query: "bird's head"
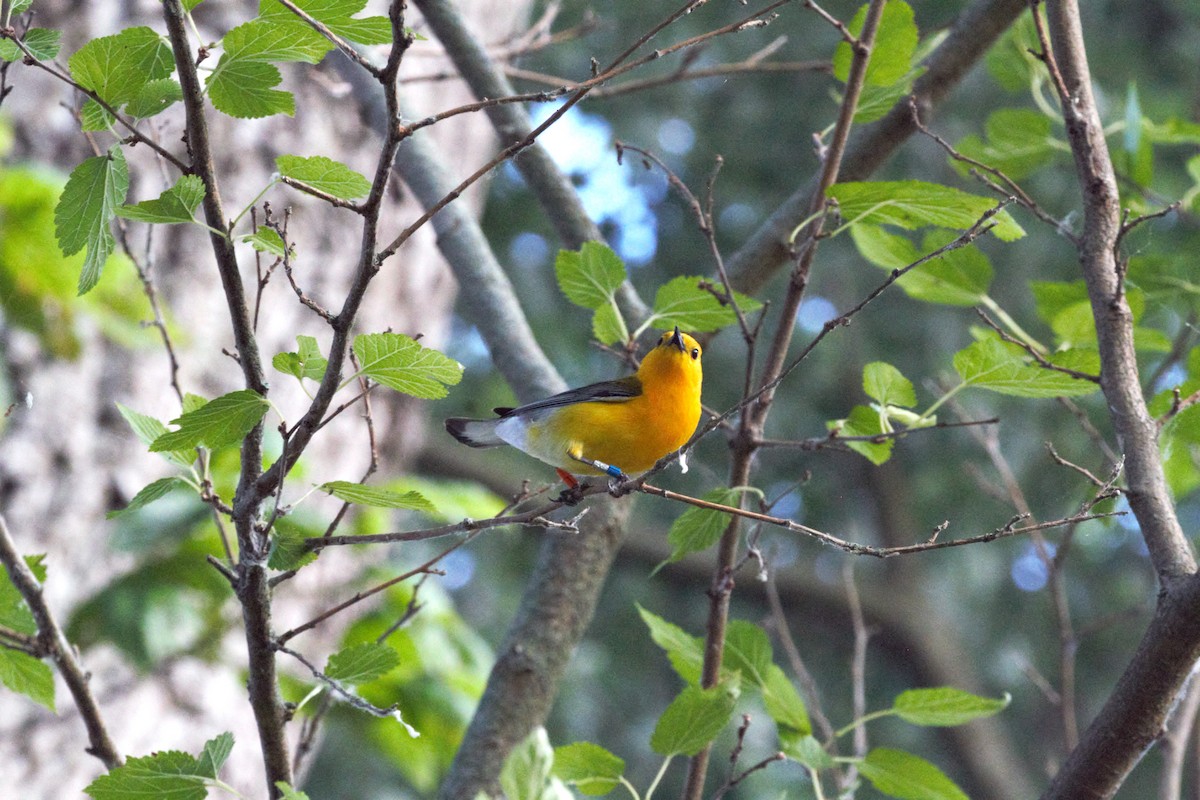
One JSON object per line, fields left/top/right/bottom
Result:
{"left": 639, "top": 326, "right": 703, "bottom": 389}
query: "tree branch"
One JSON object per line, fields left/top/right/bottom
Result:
{"left": 0, "top": 513, "right": 122, "bottom": 770}
{"left": 1034, "top": 0, "right": 1200, "bottom": 796}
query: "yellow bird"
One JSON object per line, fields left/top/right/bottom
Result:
{"left": 445, "top": 327, "right": 703, "bottom": 488}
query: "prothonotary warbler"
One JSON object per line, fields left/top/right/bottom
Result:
{"left": 445, "top": 327, "right": 703, "bottom": 490}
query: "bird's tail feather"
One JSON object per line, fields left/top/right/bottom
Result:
{"left": 445, "top": 417, "right": 504, "bottom": 448}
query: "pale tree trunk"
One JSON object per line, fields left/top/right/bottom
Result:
{"left": 0, "top": 1, "right": 530, "bottom": 796}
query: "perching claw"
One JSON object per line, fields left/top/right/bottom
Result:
{"left": 555, "top": 468, "right": 588, "bottom": 506}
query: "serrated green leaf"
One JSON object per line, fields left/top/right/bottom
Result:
{"left": 125, "top": 77, "right": 184, "bottom": 118}
{"left": 149, "top": 389, "right": 270, "bottom": 452}
{"left": 273, "top": 334, "right": 327, "bottom": 381}
{"left": 85, "top": 750, "right": 206, "bottom": 800}
{"left": 500, "top": 726, "right": 558, "bottom": 800}
{"left": 859, "top": 748, "right": 968, "bottom": 800}
{"left": 650, "top": 681, "right": 739, "bottom": 757}
{"left": 591, "top": 302, "right": 628, "bottom": 345}
{"left": 555, "top": 242, "right": 627, "bottom": 309}
{"left": 116, "top": 175, "right": 206, "bottom": 224}
{"left": 893, "top": 687, "right": 1010, "bottom": 727}
{"left": 953, "top": 338, "right": 1098, "bottom": 398}
{"left": 78, "top": 99, "right": 115, "bottom": 132}
{"left": 649, "top": 275, "right": 762, "bottom": 333}
{"left": 830, "top": 404, "right": 893, "bottom": 465}
{"left": 985, "top": 12, "right": 1039, "bottom": 93}
{"left": 68, "top": 26, "right": 174, "bottom": 107}
{"left": 863, "top": 362, "right": 916, "bottom": 407}
{"left": 224, "top": 18, "right": 330, "bottom": 64}
{"left": 655, "top": 487, "right": 741, "bottom": 571}
{"left": 258, "top": 0, "right": 393, "bottom": 45}
{"left": 763, "top": 664, "right": 811, "bottom": 733}
{"left": 830, "top": 180, "right": 1024, "bottom": 242}
{"left": 781, "top": 731, "right": 835, "bottom": 770}
{"left": 318, "top": 480, "right": 435, "bottom": 512}
{"left": 0, "top": 576, "right": 36, "bottom": 637}
{"left": 208, "top": 58, "right": 294, "bottom": 118}
{"left": 325, "top": 641, "right": 400, "bottom": 685}
{"left": 852, "top": 67, "right": 922, "bottom": 123}
{"left": 724, "top": 621, "right": 773, "bottom": 682}
{"left": 850, "top": 223, "right": 996, "bottom": 308}
{"left": 953, "top": 109, "right": 1056, "bottom": 180}
{"left": 182, "top": 393, "right": 208, "bottom": 414}
{"left": 55, "top": 144, "right": 129, "bottom": 294}
{"left": 277, "top": 154, "right": 371, "bottom": 200}
{"left": 267, "top": 519, "right": 318, "bottom": 571}
{"left": 638, "top": 605, "right": 704, "bottom": 685}
{"left": 275, "top": 783, "right": 312, "bottom": 800}
{"left": 196, "top": 732, "right": 234, "bottom": 778}
{"left": 117, "top": 404, "right": 197, "bottom": 468}
{"left": 0, "top": 27, "right": 61, "bottom": 61}
{"left": 107, "top": 476, "right": 192, "bottom": 519}
{"left": 833, "top": 1, "right": 918, "bottom": 87}
{"left": 0, "top": 648, "right": 55, "bottom": 711}
{"left": 352, "top": 332, "right": 463, "bottom": 399}
{"left": 552, "top": 742, "right": 625, "bottom": 796}
{"left": 243, "top": 227, "right": 288, "bottom": 256}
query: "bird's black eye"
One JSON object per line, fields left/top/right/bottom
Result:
{"left": 691, "top": 348, "right": 700, "bottom": 360}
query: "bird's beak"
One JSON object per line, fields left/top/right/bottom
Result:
{"left": 669, "top": 326, "right": 686, "bottom": 352}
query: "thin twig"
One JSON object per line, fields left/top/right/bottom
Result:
{"left": 0, "top": 513, "right": 123, "bottom": 769}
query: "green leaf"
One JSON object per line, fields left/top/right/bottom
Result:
{"left": 125, "top": 77, "right": 184, "bottom": 118}
{"left": 0, "top": 648, "right": 55, "bottom": 711}
{"left": 590, "top": 302, "right": 628, "bottom": 345}
{"left": 318, "top": 480, "right": 435, "bottom": 512}
{"left": 55, "top": 144, "right": 129, "bottom": 294}
{"left": 258, "top": 0, "right": 393, "bottom": 45}
{"left": 638, "top": 605, "right": 704, "bottom": 685}
{"left": 829, "top": 180, "right": 1025, "bottom": 242}
{"left": 273, "top": 335, "right": 327, "bottom": 381}
{"left": 829, "top": 404, "right": 893, "bottom": 465}
{"left": 116, "top": 403, "right": 196, "bottom": 468}
{"left": 208, "top": 59, "right": 295, "bottom": 118}
{"left": 243, "top": 227, "right": 288, "bottom": 256}
{"left": 68, "top": 26, "right": 174, "bottom": 107}
{"left": 863, "top": 362, "right": 916, "bottom": 408}
{"left": 649, "top": 275, "right": 763, "bottom": 333}
{"left": 555, "top": 242, "right": 627, "bottom": 309}
{"left": 953, "top": 109, "right": 1057, "bottom": 180}
{"left": 552, "top": 742, "right": 626, "bottom": 796}
{"left": 0, "top": 27, "right": 61, "bottom": 61}
{"left": 985, "top": 12, "right": 1040, "bottom": 93}
{"left": 500, "top": 727, "right": 560, "bottom": 800}
{"left": 851, "top": 67, "right": 923, "bottom": 124}
{"left": 267, "top": 519, "right": 319, "bottom": 571}
{"left": 851, "top": 224, "right": 997, "bottom": 308}
{"left": 196, "top": 732, "right": 235, "bottom": 778}
{"left": 85, "top": 750, "right": 207, "bottom": 800}
{"left": 276, "top": 783, "right": 312, "bottom": 800}
{"left": 762, "top": 664, "right": 811, "bottom": 733}
{"left": 116, "top": 175, "right": 206, "bottom": 224}
{"left": 650, "top": 681, "right": 739, "bottom": 757}
{"left": 721, "top": 622, "right": 812, "bottom": 734}
{"left": 833, "top": 1, "right": 918, "bottom": 87}
{"left": 0, "top": 555, "right": 44, "bottom": 637}
{"left": 656, "top": 487, "right": 741, "bottom": 571}
{"left": 277, "top": 154, "right": 372, "bottom": 200}
{"left": 859, "top": 748, "right": 968, "bottom": 800}
{"left": 107, "top": 476, "right": 192, "bottom": 519}
{"left": 781, "top": 731, "right": 835, "bottom": 770}
{"left": 149, "top": 389, "right": 270, "bottom": 452}
{"left": 352, "top": 332, "right": 464, "bottom": 399}
{"left": 325, "top": 641, "right": 401, "bottom": 685}
{"left": 953, "top": 338, "right": 1098, "bottom": 398}
{"left": 893, "top": 687, "right": 1010, "bottom": 727}
{"left": 723, "top": 621, "right": 773, "bottom": 683}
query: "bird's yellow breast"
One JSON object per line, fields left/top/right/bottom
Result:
{"left": 539, "top": 335, "right": 702, "bottom": 475}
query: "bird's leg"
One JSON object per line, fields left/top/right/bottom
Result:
{"left": 567, "top": 452, "right": 630, "bottom": 497}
